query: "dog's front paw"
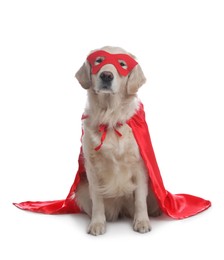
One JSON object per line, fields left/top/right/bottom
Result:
{"left": 88, "top": 221, "right": 106, "bottom": 236}
{"left": 133, "top": 218, "right": 151, "bottom": 233}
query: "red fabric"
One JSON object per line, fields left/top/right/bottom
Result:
{"left": 13, "top": 103, "right": 211, "bottom": 218}
{"left": 127, "top": 104, "right": 211, "bottom": 218}
{"left": 87, "top": 50, "right": 138, "bottom": 76}
{"left": 95, "top": 123, "right": 123, "bottom": 151}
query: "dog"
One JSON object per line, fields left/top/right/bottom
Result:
{"left": 75, "top": 46, "right": 161, "bottom": 236}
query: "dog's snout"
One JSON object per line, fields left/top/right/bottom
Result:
{"left": 100, "top": 71, "right": 114, "bottom": 82}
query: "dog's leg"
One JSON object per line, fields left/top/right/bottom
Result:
{"left": 133, "top": 169, "right": 151, "bottom": 233}
{"left": 87, "top": 185, "right": 106, "bottom": 236}
{"left": 147, "top": 185, "right": 162, "bottom": 217}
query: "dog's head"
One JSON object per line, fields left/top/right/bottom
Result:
{"left": 75, "top": 46, "right": 146, "bottom": 95}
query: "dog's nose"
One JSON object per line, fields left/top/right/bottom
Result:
{"left": 100, "top": 71, "right": 114, "bottom": 82}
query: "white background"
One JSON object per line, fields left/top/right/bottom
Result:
{"left": 0, "top": 0, "right": 224, "bottom": 259}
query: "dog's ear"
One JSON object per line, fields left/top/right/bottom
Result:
{"left": 126, "top": 64, "right": 146, "bottom": 95}
{"left": 75, "top": 61, "right": 92, "bottom": 89}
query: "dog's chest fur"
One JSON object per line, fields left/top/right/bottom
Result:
{"left": 83, "top": 123, "right": 143, "bottom": 198}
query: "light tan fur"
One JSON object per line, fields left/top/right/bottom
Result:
{"left": 75, "top": 46, "right": 161, "bottom": 236}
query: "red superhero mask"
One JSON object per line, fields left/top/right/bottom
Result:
{"left": 87, "top": 50, "right": 138, "bottom": 76}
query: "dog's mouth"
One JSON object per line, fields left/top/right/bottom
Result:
{"left": 94, "top": 82, "right": 115, "bottom": 94}
{"left": 101, "top": 84, "right": 112, "bottom": 90}
{"left": 95, "top": 87, "right": 115, "bottom": 94}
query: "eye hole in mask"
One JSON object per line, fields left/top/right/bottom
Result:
{"left": 118, "top": 60, "right": 127, "bottom": 69}
{"left": 95, "top": 57, "right": 104, "bottom": 65}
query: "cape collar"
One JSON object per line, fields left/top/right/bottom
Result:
{"left": 81, "top": 114, "right": 123, "bottom": 151}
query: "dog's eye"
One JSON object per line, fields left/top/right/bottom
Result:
{"left": 119, "top": 60, "right": 127, "bottom": 68}
{"left": 95, "top": 57, "right": 104, "bottom": 64}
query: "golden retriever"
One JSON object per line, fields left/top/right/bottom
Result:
{"left": 75, "top": 46, "right": 161, "bottom": 235}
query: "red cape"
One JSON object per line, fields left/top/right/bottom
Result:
{"left": 14, "top": 103, "right": 211, "bottom": 218}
